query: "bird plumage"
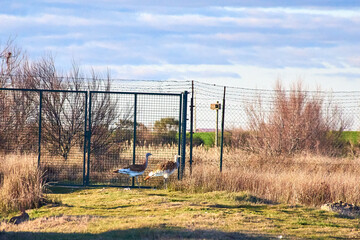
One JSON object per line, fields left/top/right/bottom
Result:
{"left": 145, "top": 155, "right": 180, "bottom": 188}
{"left": 113, "top": 153, "right": 152, "bottom": 185}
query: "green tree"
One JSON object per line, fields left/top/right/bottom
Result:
{"left": 153, "top": 117, "right": 179, "bottom": 144}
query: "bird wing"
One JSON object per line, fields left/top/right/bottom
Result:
{"left": 128, "top": 164, "right": 146, "bottom": 172}
{"left": 159, "top": 161, "right": 178, "bottom": 171}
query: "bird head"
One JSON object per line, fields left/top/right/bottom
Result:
{"left": 174, "top": 155, "right": 181, "bottom": 162}
{"left": 146, "top": 153, "right": 152, "bottom": 158}
{"left": 113, "top": 170, "right": 119, "bottom": 173}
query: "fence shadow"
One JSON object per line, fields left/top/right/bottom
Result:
{"left": 0, "top": 227, "right": 276, "bottom": 240}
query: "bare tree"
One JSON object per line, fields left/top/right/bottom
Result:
{"left": 0, "top": 38, "right": 24, "bottom": 88}
{"left": 0, "top": 40, "right": 38, "bottom": 153}
{"left": 88, "top": 70, "right": 119, "bottom": 158}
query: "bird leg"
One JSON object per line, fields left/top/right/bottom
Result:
{"left": 164, "top": 178, "right": 168, "bottom": 189}
{"left": 136, "top": 177, "right": 140, "bottom": 188}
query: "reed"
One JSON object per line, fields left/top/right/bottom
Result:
{"left": 0, "top": 154, "right": 46, "bottom": 213}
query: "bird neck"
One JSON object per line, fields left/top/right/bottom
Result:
{"left": 175, "top": 156, "right": 180, "bottom": 167}
{"left": 144, "top": 155, "right": 149, "bottom": 167}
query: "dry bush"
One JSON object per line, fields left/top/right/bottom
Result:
{"left": 171, "top": 147, "right": 360, "bottom": 206}
{"left": 0, "top": 154, "right": 46, "bottom": 213}
{"left": 245, "top": 81, "right": 349, "bottom": 156}
{"left": 226, "top": 128, "right": 250, "bottom": 148}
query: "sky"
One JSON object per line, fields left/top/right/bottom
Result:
{"left": 1, "top": 0, "right": 360, "bottom": 91}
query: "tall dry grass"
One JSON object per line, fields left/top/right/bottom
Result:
{"left": 171, "top": 146, "right": 360, "bottom": 206}
{"left": 0, "top": 154, "right": 46, "bottom": 213}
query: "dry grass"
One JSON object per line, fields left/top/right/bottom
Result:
{"left": 0, "top": 154, "right": 46, "bottom": 213}
{"left": 2, "top": 188, "right": 360, "bottom": 239}
{"left": 2, "top": 144, "right": 360, "bottom": 209}
{"left": 172, "top": 146, "right": 360, "bottom": 206}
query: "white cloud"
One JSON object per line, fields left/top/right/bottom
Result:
{"left": 137, "top": 12, "right": 282, "bottom": 28}
{"left": 82, "top": 63, "right": 360, "bottom": 91}
{"left": 220, "top": 6, "right": 360, "bottom": 18}
{"left": 0, "top": 13, "right": 123, "bottom": 30}
{"left": 2, "top": 1, "right": 360, "bottom": 93}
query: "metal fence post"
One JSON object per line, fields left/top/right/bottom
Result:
{"left": 132, "top": 93, "right": 138, "bottom": 187}
{"left": 86, "top": 92, "right": 92, "bottom": 186}
{"left": 82, "top": 91, "right": 88, "bottom": 186}
{"left": 181, "top": 91, "right": 188, "bottom": 179}
{"left": 178, "top": 94, "right": 182, "bottom": 180}
{"left": 189, "top": 81, "right": 194, "bottom": 175}
{"left": 37, "top": 90, "right": 43, "bottom": 168}
{"left": 220, "top": 87, "right": 226, "bottom": 172}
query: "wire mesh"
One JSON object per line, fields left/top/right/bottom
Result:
{"left": 2, "top": 77, "right": 360, "bottom": 185}
{"left": 0, "top": 89, "right": 39, "bottom": 155}
{"left": 40, "top": 90, "right": 87, "bottom": 185}
{"left": 192, "top": 81, "right": 360, "bottom": 165}
{"left": 89, "top": 92, "right": 182, "bottom": 187}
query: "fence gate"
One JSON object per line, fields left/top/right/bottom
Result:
{"left": 39, "top": 90, "right": 88, "bottom": 186}
{"left": 86, "top": 91, "right": 187, "bottom": 187}
{"left": 0, "top": 88, "right": 88, "bottom": 186}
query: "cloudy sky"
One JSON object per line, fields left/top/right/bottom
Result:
{"left": 1, "top": 0, "right": 360, "bottom": 91}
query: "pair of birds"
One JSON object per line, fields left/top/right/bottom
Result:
{"left": 113, "top": 153, "right": 180, "bottom": 188}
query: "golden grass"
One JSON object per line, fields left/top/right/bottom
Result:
{"left": 172, "top": 147, "right": 360, "bottom": 206}
{"left": 2, "top": 144, "right": 360, "bottom": 209}
{"left": 0, "top": 154, "right": 46, "bottom": 213}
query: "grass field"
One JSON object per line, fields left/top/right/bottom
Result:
{"left": 1, "top": 187, "right": 360, "bottom": 239}
{"left": 2, "top": 143, "right": 360, "bottom": 239}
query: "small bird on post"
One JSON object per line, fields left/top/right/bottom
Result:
{"left": 6, "top": 52, "right": 12, "bottom": 65}
{"left": 145, "top": 154, "right": 180, "bottom": 189}
{"left": 113, "top": 153, "right": 152, "bottom": 187}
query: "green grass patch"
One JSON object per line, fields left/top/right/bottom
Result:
{"left": 1, "top": 188, "right": 360, "bottom": 239}
{"left": 186, "top": 132, "right": 216, "bottom": 147}
{"left": 341, "top": 131, "right": 360, "bottom": 145}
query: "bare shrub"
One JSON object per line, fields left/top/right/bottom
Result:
{"left": 0, "top": 154, "right": 46, "bottom": 213}
{"left": 245, "top": 81, "right": 349, "bottom": 156}
{"left": 226, "top": 128, "right": 250, "bottom": 148}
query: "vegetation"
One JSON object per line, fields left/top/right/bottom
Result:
{"left": 153, "top": 117, "right": 179, "bottom": 144}
{"left": 0, "top": 154, "right": 45, "bottom": 213}
{"left": 184, "top": 146, "right": 360, "bottom": 206}
{"left": 245, "top": 81, "right": 348, "bottom": 156}
{"left": 2, "top": 39, "right": 360, "bottom": 239}
{"left": 1, "top": 188, "right": 360, "bottom": 239}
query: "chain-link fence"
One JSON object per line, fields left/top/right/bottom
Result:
{"left": 2, "top": 78, "right": 360, "bottom": 185}
{"left": 87, "top": 91, "right": 184, "bottom": 187}
{"left": 0, "top": 87, "right": 188, "bottom": 187}
{"left": 110, "top": 79, "right": 360, "bottom": 172}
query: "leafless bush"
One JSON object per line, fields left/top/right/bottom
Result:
{"left": 245, "top": 81, "right": 349, "bottom": 156}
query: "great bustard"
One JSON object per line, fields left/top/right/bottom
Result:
{"left": 113, "top": 153, "right": 152, "bottom": 187}
{"left": 144, "top": 154, "right": 180, "bottom": 188}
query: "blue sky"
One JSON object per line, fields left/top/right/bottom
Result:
{"left": 1, "top": 0, "right": 360, "bottom": 90}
